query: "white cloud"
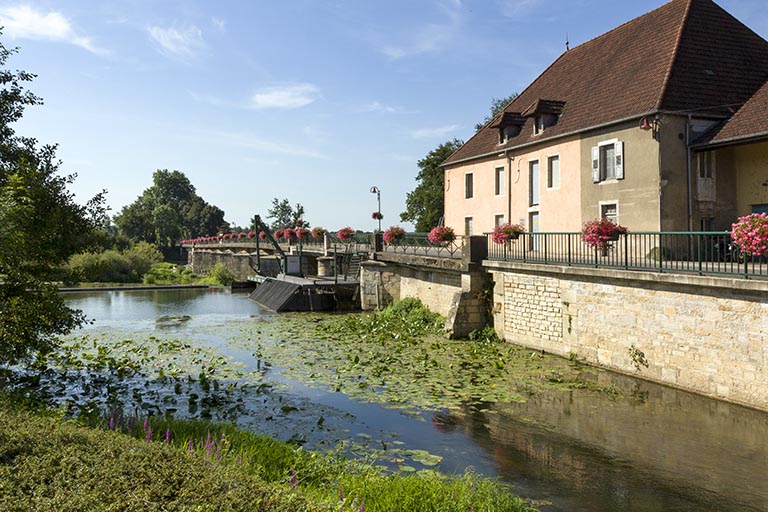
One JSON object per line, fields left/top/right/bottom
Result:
{"left": 147, "top": 24, "right": 205, "bottom": 61}
{"left": 379, "top": 0, "right": 462, "bottom": 59}
{"left": 0, "top": 4, "right": 106, "bottom": 54}
{"left": 211, "top": 17, "right": 226, "bottom": 31}
{"left": 249, "top": 84, "right": 320, "bottom": 109}
{"left": 358, "top": 101, "right": 417, "bottom": 114}
{"left": 411, "top": 124, "right": 459, "bottom": 139}
{"left": 497, "top": 0, "right": 544, "bottom": 18}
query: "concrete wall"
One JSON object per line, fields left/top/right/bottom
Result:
{"left": 732, "top": 140, "right": 768, "bottom": 216}
{"left": 486, "top": 260, "right": 768, "bottom": 411}
{"left": 580, "top": 120, "right": 661, "bottom": 231}
{"left": 189, "top": 248, "right": 258, "bottom": 281}
{"left": 360, "top": 253, "right": 490, "bottom": 338}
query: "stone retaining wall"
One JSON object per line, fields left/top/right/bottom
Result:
{"left": 486, "top": 261, "right": 768, "bottom": 411}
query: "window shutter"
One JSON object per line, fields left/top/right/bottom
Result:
{"left": 615, "top": 141, "right": 624, "bottom": 180}
{"left": 591, "top": 146, "right": 600, "bottom": 182}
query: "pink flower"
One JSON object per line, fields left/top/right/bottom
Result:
{"left": 282, "top": 228, "right": 296, "bottom": 240}
{"left": 383, "top": 226, "right": 406, "bottom": 245}
{"left": 311, "top": 227, "right": 327, "bottom": 240}
{"left": 428, "top": 226, "right": 456, "bottom": 244}
{"left": 491, "top": 223, "right": 526, "bottom": 244}
{"left": 337, "top": 227, "right": 355, "bottom": 242}
{"left": 581, "top": 217, "right": 628, "bottom": 249}
{"left": 296, "top": 227, "right": 310, "bottom": 239}
{"left": 372, "top": 211, "right": 383, "bottom": 220}
{"left": 732, "top": 213, "right": 768, "bottom": 256}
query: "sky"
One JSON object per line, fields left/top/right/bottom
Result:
{"left": 2, "top": 0, "right": 768, "bottom": 232}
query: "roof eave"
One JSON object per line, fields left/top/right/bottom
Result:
{"left": 691, "top": 131, "right": 768, "bottom": 151}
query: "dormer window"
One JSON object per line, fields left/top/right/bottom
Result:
{"left": 522, "top": 99, "right": 565, "bottom": 136}
{"left": 492, "top": 111, "right": 525, "bottom": 145}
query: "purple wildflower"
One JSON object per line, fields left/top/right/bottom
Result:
{"left": 145, "top": 425, "right": 152, "bottom": 442}
{"left": 188, "top": 439, "right": 194, "bottom": 453}
{"left": 109, "top": 416, "right": 115, "bottom": 430}
{"left": 165, "top": 427, "right": 171, "bottom": 443}
{"left": 360, "top": 500, "right": 364, "bottom": 512}
{"left": 291, "top": 469, "right": 298, "bottom": 490}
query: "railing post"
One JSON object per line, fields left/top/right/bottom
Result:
{"left": 624, "top": 234, "right": 629, "bottom": 270}
{"left": 697, "top": 233, "right": 702, "bottom": 275}
{"left": 543, "top": 233, "right": 548, "bottom": 263}
{"left": 567, "top": 234, "right": 572, "bottom": 266}
{"left": 658, "top": 234, "right": 663, "bottom": 273}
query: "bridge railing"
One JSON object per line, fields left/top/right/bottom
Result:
{"left": 485, "top": 231, "right": 767, "bottom": 279}
{"left": 380, "top": 232, "right": 464, "bottom": 259}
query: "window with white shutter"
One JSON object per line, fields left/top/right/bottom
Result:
{"left": 593, "top": 139, "right": 624, "bottom": 183}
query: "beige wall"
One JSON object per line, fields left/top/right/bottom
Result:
{"left": 731, "top": 139, "right": 768, "bottom": 216}
{"left": 487, "top": 261, "right": 768, "bottom": 411}
{"left": 580, "top": 120, "right": 662, "bottom": 231}
{"left": 444, "top": 136, "right": 582, "bottom": 235}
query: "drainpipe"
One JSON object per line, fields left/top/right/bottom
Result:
{"left": 686, "top": 114, "right": 693, "bottom": 231}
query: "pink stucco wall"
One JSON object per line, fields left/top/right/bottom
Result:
{"left": 444, "top": 136, "right": 582, "bottom": 235}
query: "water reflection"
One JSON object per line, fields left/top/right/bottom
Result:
{"left": 55, "top": 289, "right": 768, "bottom": 512}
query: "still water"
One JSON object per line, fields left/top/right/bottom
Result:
{"left": 56, "top": 288, "right": 767, "bottom": 512}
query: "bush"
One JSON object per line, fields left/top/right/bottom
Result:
{"left": 142, "top": 262, "right": 198, "bottom": 285}
{"left": 68, "top": 242, "right": 164, "bottom": 283}
{"left": 207, "top": 262, "right": 236, "bottom": 286}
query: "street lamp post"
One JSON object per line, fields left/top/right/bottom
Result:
{"left": 370, "top": 186, "right": 381, "bottom": 232}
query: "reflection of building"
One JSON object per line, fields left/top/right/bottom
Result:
{"left": 443, "top": 0, "right": 768, "bottom": 236}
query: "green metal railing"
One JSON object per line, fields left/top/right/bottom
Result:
{"left": 486, "top": 231, "right": 767, "bottom": 279}
{"left": 380, "top": 232, "right": 464, "bottom": 259}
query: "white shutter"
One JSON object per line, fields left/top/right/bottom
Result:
{"left": 591, "top": 146, "right": 600, "bottom": 182}
{"left": 614, "top": 141, "right": 624, "bottom": 179}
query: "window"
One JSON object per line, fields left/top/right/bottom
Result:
{"left": 465, "top": 172, "right": 474, "bottom": 199}
{"left": 529, "top": 160, "right": 540, "bottom": 206}
{"left": 698, "top": 152, "right": 715, "bottom": 179}
{"left": 495, "top": 166, "right": 504, "bottom": 196}
{"left": 494, "top": 214, "right": 505, "bottom": 226}
{"left": 533, "top": 116, "right": 544, "bottom": 135}
{"left": 700, "top": 217, "right": 715, "bottom": 231}
{"left": 600, "top": 202, "right": 618, "bottom": 224}
{"left": 592, "top": 139, "right": 624, "bottom": 182}
{"left": 547, "top": 155, "right": 560, "bottom": 189}
{"left": 464, "top": 217, "right": 473, "bottom": 236}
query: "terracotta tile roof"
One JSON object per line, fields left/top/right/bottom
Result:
{"left": 696, "top": 81, "right": 768, "bottom": 146}
{"left": 444, "top": 0, "right": 768, "bottom": 166}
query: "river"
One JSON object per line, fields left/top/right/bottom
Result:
{"left": 25, "top": 288, "right": 768, "bottom": 511}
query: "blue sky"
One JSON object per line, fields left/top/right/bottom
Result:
{"left": 2, "top": 0, "right": 767, "bottom": 232}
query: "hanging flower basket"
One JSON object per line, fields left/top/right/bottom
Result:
{"left": 273, "top": 229, "right": 284, "bottom": 240}
{"left": 282, "top": 228, "right": 296, "bottom": 241}
{"left": 731, "top": 213, "right": 768, "bottom": 257}
{"left": 372, "top": 211, "right": 383, "bottom": 220}
{"left": 383, "top": 226, "right": 406, "bottom": 245}
{"left": 258, "top": 231, "right": 267, "bottom": 240}
{"left": 337, "top": 227, "right": 355, "bottom": 242}
{"left": 428, "top": 226, "right": 456, "bottom": 245}
{"left": 311, "top": 227, "right": 327, "bottom": 240}
{"left": 491, "top": 223, "right": 526, "bottom": 244}
{"left": 296, "top": 227, "right": 310, "bottom": 240}
{"left": 581, "top": 218, "right": 628, "bottom": 250}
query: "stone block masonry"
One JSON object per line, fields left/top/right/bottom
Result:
{"left": 486, "top": 260, "right": 768, "bottom": 411}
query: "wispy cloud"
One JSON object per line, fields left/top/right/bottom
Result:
{"left": 379, "top": 0, "right": 463, "bottom": 59}
{"left": 0, "top": 4, "right": 106, "bottom": 54}
{"left": 497, "top": 0, "right": 545, "bottom": 18}
{"left": 147, "top": 24, "right": 205, "bottom": 61}
{"left": 411, "top": 124, "right": 459, "bottom": 139}
{"left": 211, "top": 17, "right": 225, "bottom": 31}
{"left": 358, "top": 101, "right": 417, "bottom": 114}
{"left": 249, "top": 83, "right": 320, "bottom": 109}
{"left": 205, "top": 129, "right": 329, "bottom": 160}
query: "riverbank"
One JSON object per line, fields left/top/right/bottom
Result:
{"left": 59, "top": 283, "right": 211, "bottom": 292}
{"left": 0, "top": 401, "right": 538, "bottom": 512}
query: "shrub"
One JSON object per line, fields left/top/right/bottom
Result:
{"left": 731, "top": 212, "right": 768, "bottom": 256}
{"left": 208, "top": 262, "right": 236, "bottom": 286}
{"left": 428, "top": 226, "right": 456, "bottom": 244}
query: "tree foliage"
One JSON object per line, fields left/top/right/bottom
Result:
{"left": 0, "top": 34, "right": 106, "bottom": 365}
{"left": 265, "top": 197, "right": 306, "bottom": 230}
{"left": 114, "top": 170, "right": 226, "bottom": 246}
{"left": 399, "top": 139, "right": 464, "bottom": 232}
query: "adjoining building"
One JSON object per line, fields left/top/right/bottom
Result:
{"left": 442, "top": 0, "right": 768, "bottom": 236}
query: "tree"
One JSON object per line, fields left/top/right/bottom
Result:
{"left": 0, "top": 34, "right": 106, "bottom": 365}
{"left": 474, "top": 94, "right": 519, "bottom": 131}
{"left": 265, "top": 198, "right": 307, "bottom": 230}
{"left": 400, "top": 139, "right": 464, "bottom": 232}
{"left": 114, "top": 169, "right": 226, "bottom": 245}
{"left": 400, "top": 94, "right": 519, "bottom": 231}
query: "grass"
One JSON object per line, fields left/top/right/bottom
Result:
{"left": 0, "top": 399, "right": 539, "bottom": 512}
